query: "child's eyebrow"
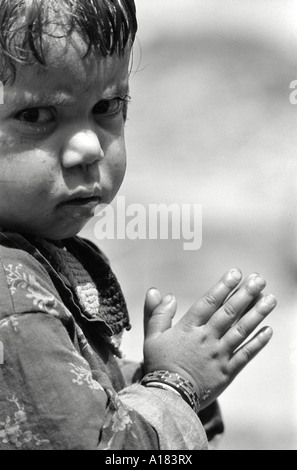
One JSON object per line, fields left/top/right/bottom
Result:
{"left": 103, "top": 83, "right": 130, "bottom": 99}
{"left": 4, "top": 92, "right": 76, "bottom": 110}
{"left": 5, "top": 84, "right": 130, "bottom": 111}
{"left": 117, "top": 83, "right": 130, "bottom": 96}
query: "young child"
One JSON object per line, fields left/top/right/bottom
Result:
{"left": 0, "top": 0, "right": 277, "bottom": 450}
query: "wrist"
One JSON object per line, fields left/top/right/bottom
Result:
{"left": 141, "top": 370, "right": 201, "bottom": 414}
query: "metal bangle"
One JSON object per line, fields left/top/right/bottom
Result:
{"left": 141, "top": 370, "right": 200, "bottom": 414}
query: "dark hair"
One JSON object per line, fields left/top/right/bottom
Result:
{"left": 0, "top": 0, "right": 138, "bottom": 83}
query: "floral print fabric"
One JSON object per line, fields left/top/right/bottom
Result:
{"left": 0, "top": 234, "right": 209, "bottom": 450}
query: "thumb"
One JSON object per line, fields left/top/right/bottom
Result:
{"left": 144, "top": 290, "right": 177, "bottom": 339}
{"left": 144, "top": 288, "right": 162, "bottom": 336}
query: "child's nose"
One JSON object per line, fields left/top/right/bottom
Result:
{"left": 61, "top": 130, "right": 104, "bottom": 169}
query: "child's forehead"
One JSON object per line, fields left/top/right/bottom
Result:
{"left": 8, "top": 37, "right": 131, "bottom": 101}
{"left": 35, "top": 32, "right": 129, "bottom": 81}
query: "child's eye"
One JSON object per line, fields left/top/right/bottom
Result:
{"left": 14, "top": 107, "right": 55, "bottom": 124}
{"left": 93, "top": 96, "right": 130, "bottom": 120}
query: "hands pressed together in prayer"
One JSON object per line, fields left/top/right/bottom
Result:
{"left": 143, "top": 269, "right": 277, "bottom": 411}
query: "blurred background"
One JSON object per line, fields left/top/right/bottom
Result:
{"left": 82, "top": 0, "right": 297, "bottom": 450}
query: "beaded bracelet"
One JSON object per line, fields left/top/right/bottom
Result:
{"left": 141, "top": 370, "right": 200, "bottom": 414}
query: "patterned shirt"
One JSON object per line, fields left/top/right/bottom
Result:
{"left": 0, "top": 232, "right": 221, "bottom": 450}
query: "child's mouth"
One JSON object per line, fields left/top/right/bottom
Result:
{"left": 59, "top": 197, "right": 101, "bottom": 219}
{"left": 66, "top": 197, "right": 100, "bottom": 206}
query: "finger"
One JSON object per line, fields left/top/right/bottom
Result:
{"left": 144, "top": 293, "right": 177, "bottom": 339}
{"left": 207, "top": 275, "right": 267, "bottom": 337}
{"left": 184, "top": 268, "right": 242, "bottom": 327}
{"left": 144, "top": 288, "right": 162, "bottom": 336}
{"left": 221, "top": 294, "right": 277, "bottom": 352}
{"left": 228, "top": 326, "right": 273, "bottom": 377}
{"left": 224, "top": 272, "right": 259, "bottom": 302}
{"left": 224, "top": 273, "right": 265, "bottom": 320}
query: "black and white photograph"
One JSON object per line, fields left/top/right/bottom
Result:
{"left": 0, "top": 0, "right": 295, "bottom": 452}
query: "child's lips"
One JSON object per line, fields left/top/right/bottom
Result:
{"left": 65, "top": 196, "right": 101, "bottom": 206}
{"left": 59, "top": 196, "right": 101, "bottom": 219}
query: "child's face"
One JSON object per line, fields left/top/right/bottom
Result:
{"left": 0, "top": 34, "right": 130, "bottom": 240}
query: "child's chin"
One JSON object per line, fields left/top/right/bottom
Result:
{"left": 43, "top": 220, "right": 90, "bottom": 241}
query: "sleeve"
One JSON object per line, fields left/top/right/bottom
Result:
{"left": 119, "top": 385, "right": 208, "bottom": 450}
{"left": 0, "top": 254, "right": 208, "bottom": 450}
{"left": 119, "top": 359, "right": 222, "bottom": 447}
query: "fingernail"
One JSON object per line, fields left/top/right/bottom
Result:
{"left": 263, "top": 294, "right": 277, "bottom": 307}
{"left": 230, "top": 269, "right": 242, "bottom": 281}
{"left": 148, "top": 288, "right": 158, "bottom": 295}
{"left": 259, "top": 327, "right": 273, "bottom": 340}
{"left": 164, "top": 294, "right": 173, "bottom": 304}
{"left": 254, "top": 276, "right": 266, "bottom": 288}
{"left": 250, "top": 273, "right": 260, "bottom": 279}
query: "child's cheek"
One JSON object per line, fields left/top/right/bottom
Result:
{"left": 0, "top": 129, "right": 38, "bottom": 153}
{"left": 0, "top": 129, "right": 19, "bottom": 149}
{"left": 0, "top": 137, "right": 54, "bottom": 195}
